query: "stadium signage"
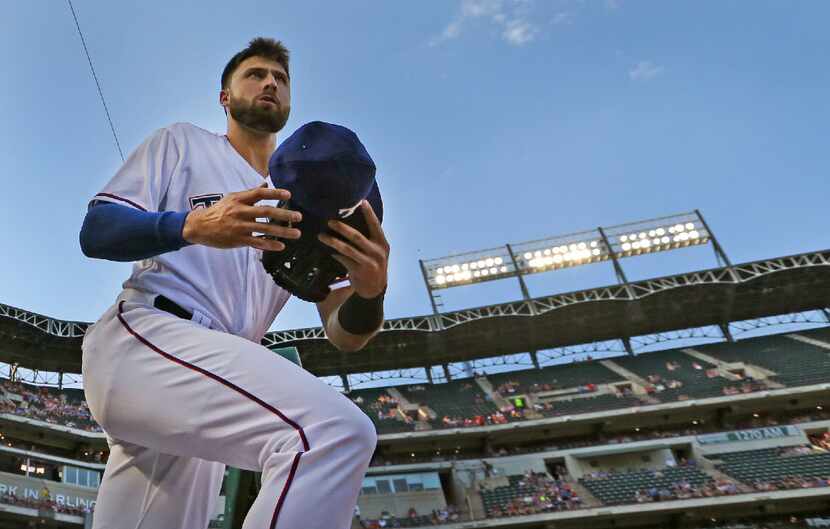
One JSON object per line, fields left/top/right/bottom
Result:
{"left": 697, "top": 425, "right": 800, "bottom": 445}
{"left": 0, "top": 483, "right": 95, "bottom": 509}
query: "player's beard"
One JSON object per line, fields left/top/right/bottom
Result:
{"left": 228, "top": 93, "right": 290, "bottom": 133}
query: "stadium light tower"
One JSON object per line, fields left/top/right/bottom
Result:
{"left": 419, "top": 210, "right": 730, "bottom": 315}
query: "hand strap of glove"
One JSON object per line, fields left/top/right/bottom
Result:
{"left": 337, "top": 286, "right": 386, "bottom": 335}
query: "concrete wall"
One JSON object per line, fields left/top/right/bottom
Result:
{"left": 484, "top": 455, "right": 548, "bottom": 477}
{"left": 695, "top": 426, "right": 808, "bottom": 456}
{"left": 568, "top": 449, "right": 676, "bottom": 479}
{"left": 357, "top": 490, "right": 446, "bottom": 519}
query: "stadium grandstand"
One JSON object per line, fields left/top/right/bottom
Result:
{"left": 1, "top": 244, "right": 830, "bottom": 528}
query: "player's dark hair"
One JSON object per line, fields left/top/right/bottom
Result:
{"left": 221, "top": 37, "right": 290, "bottom": 91}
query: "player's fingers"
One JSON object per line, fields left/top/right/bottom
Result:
{"left": 326, "top": 220, "right": 384, "bottom": 259}
{"left": 242, "top": 205, "right": 303, "bottom": 223}
{"left": 244, "top": 236, "right": 286, "bottom": 252}
{"left": 232, "top": 185, "right": 268, "bottom": 202}
{"left": 238, "top": 221, "right": 301, "bottom": 240}
{"left": 235, "top": 186, "right": 291, "bottom": 204}
{"left": 361, "top": 200, "right": 388, "bottom": 247}
{"left": 331, "top": 253, "right": 359, "bottom": 271}
{"left": 318, "top": 233, "right": 374, "bottom": 266}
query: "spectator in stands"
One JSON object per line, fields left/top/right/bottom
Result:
{"left": 779, "top": 445, "right": 815, "bottom": 456}
{"left": 355, "top": 393, "right": 401, "bottom": 423}
{"left": 485, "top": 471, "right": 581, "bottom": 518}
{"left": 359, "top": 505, "right": 460, "bottom": 527}
{"left": 496, "top": 381, "right": 520, "bottom": 396}
{"left": 626, "top": 476, "right": 739, "bottom": 504}
{"left": 0, "top": 379, "right": 102, "bottom": 432}
{"left": 811, "top": 432, "right": 830, "bottom": 450}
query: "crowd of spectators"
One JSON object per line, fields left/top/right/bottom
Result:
{"left": 644, "top": 372, "right": 685, "bottom": 393}
{"left": 352, "top": 393, "right": 402, "bottom": 422}
{"left": 404, "top": 379, "right": 527, "bottom": 429}
{"left": 483, "top": 470, "right": 582, "bottom": 518}
{"left": 779, "top": 445, "right": 820, "bottom": 457}
{"left": 643, "top": 361, "right": 771, "bottom": 400}
{"left": 495, "top": 380, "right": 522, "bottom": 396}
{"left": 722, "top": 380, "right": 770, "bottom": 396}
{"left": 371, "top": 409, "right": 830, "bottom": 468}
{"left": 496, "top": 379, "right": 598, "bottom": 398}
{"left": 678, "top": 515, "right": 830, "bottom": 529}
{"left": 496, "top": 411, "right": 826, "bottom": 458}
{"left": 750, "top": 476, "right": 830, "bottom": 492}
{"left": 357, "top": 505, "right": 460, "bottom": 527}
{"left": 349, "top": 384, "right": 530, "bottom": 431}
{"left": 0, "top": 347, "right": 795, "bottom": 439}
{"left": 809, "top": 432, "right": 830, "bottom": 451}
{"left": 634, "top": 477, "right": 740, "bottom": 503}
{"left": 744, "top": 442, "right": 830, "bottom": 493}
{"left": 0, "top": 379, "right": 101, "bottom": 432}
{"left": 492, "top": 358, "right": 773, "bottom": 412}
{"left": 439, "top": 407, "right": 524, "bottom": 428}
{"left": 528, "top": 390, "right": 639, "bottom": 417}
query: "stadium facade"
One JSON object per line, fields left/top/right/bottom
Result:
{"left": 1, "top": 249, "right": 829, "bottom": 528}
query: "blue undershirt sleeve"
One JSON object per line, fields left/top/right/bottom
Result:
{"left": 79, "top": 202, "right": 191, "bottom": 262}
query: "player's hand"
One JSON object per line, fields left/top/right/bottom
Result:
{"left": 182, "top": 183, "right": 302, "bottom": 251}
{"left": 318, "top": 200, "right": 389, "bottom": 299}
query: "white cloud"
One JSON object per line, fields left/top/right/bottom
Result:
{"left": 431, "top": 0, "right": 541, "bottom": 47}
{"left": 503, "top": 19, "right": 538, "bottom": 45}
{"left": 629, "top": 61, "right": 664, "bottom": 81}
{"left": 605, "top": 0, "right": 621, "bottom": 10}
{"left": 443, "top": 20, "right": 462, "bottom": 40}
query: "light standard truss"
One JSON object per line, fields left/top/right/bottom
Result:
{"left": 536, "top": 340, "right": 627, "bottom": 365}
{"left": 268, "top": 250, "right": 830, "bottom": 348}
{"left": 728, "top": 310, "right": 830, "bottom": 336}
{"left": 3, "top": 250, "right": 829, "bottom": 345}
{"left": 419, "top": 212, "right": 715, "bottom": 310}
{"left": 0, "top": 304, "right": 88, "bottom": 338}
{"left": 345, "top": 368, "right": 430, "bottom": 390}
{"left": 2, "top": 310, "right": 829, "bottom": 388}
{"left": 0, "top": 365, "right": 83, "bottom": 389}
{"left": 630, "top": 325, "right": 728, "bottom": 353}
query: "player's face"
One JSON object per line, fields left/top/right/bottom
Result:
{"left": 224, "top": 56, "right": 291, "bottom": 133}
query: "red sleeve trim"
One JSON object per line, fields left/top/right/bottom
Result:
{"left": 93, "top": 193, "right": 148, "bottom": 212}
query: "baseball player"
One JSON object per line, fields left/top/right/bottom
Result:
{"left": 78, "top": 37, "right": 389, "bottom": 529}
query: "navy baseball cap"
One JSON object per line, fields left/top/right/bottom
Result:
{"left": 268, "top": 121, "right": 383, "bottom": 236}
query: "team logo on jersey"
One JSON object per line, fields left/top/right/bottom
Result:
{"left": 189, "top": 193, "right": 224, "bottom": 210}
{"left": 338, "top": 202, "right": 361, "bottom": 219}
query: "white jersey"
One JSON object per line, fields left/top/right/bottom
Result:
{"left": 91, "top": 122, "right": 291, "bottom": 342}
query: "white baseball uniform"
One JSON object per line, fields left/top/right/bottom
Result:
{"left": 81, "top": 122, "right": 376, "bottom": 529}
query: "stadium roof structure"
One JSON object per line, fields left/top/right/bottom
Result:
{"left": 1, "top": 249, "right": 829, "bottom": 377}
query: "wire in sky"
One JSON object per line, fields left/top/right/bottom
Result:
{"left": 66, "top": 0, "right": 125, "bottom": 162}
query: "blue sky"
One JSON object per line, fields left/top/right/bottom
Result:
{"left": 2, "top": 0, "right": 829, "bottom": 334}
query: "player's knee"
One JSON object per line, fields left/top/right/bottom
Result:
{"left": 351, "top": 406, "right": 378, "bottom": 454}
{"left": 335, "top": 401, "right": 377, "bottom": 456}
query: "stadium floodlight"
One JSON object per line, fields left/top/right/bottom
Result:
{"left": 511, "top": 229, "right": 611, "bottom": 275}
{"left": 602, "top": 212, "right": 710, "bottom": 260}
{"left": 419, "top": 211, "right": 725, "bottom": 315}
{"left": 421, "top": 246, "right": 515, "bottom": 290}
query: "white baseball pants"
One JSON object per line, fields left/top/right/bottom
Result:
{"left": 81, "top": 289, "right": 376, "bottom": 529}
